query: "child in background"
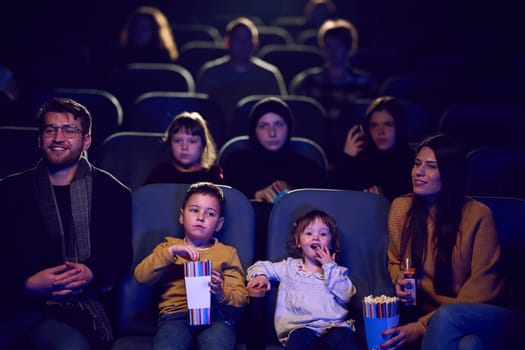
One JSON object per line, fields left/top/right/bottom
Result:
{"left": 144, "top": 111, "right": 224, "bottom": 185}
{"left": 246, "top": 210, "right": 358, "bottom": 350}
{"left": 134, "top": 182, "right": 248, "bottom": 350}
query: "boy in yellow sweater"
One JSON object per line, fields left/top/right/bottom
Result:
{"left": 134, "top": 182, "right": 248, "bottom": 350}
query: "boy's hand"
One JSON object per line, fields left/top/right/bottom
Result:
{"left": 247, "top": 275, "right": 271, "bottom": 291}
{"left": 169, "top": 244, "right": 200, "bottom": 261}
{"left": 209, "top": 270, "right": 224, "bottom": 300}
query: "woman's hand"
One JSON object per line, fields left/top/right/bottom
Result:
{"left": 254, "top": 181, "right": 290, "bottom": 203}
{"left": 254, "top": 187, "right": 276, "bottom": 203}
{"left": 343, "top": 125, "right": 367, "bottom": 157}
{"left": 394, "top": 273, "right": 414, "bottom": 304}
{"left": 380, "top": 321, "right": 425, "bottom": 349}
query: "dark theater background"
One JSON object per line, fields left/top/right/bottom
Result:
{"left": 0, "top": 0, "right": 523, "bottom": 186}
{"left": 1, "top": 2, "right": 525, "bottom": 349}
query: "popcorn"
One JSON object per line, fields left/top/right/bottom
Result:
{"left": 363, "top": 295, "right": 399, "bottom": 318}
{"left": 363, "top": 294, "right": 399, "bottom": 304}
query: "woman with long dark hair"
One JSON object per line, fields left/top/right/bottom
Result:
{"left": 382, "top": 134, "right": 507, "bottom": 349}
{"left": 333, "top": 96, "right": 414, "bottom": 201}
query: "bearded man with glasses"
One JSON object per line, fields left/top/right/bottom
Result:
{"left": 0, "top": 97, "right": 132, "bottom": 350}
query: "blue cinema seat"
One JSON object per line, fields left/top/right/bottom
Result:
{"left": 474, "top": 196, "right": 525, "bottom": 315}
{"left": 112, "top": 183, "right": 255, "bottom": 350}
{"left": 258, "top": 189, "right": 394, "bottom": 349}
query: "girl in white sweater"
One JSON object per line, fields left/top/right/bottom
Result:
{"left": 247, "top": 209, "right": 358, "bottom": 350}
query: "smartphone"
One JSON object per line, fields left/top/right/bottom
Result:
{"left": 352, "top": 124, "right": 364, "bottom": 137}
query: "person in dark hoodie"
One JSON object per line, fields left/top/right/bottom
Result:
{"left": 222, "top": 96, "right": 327, "bottom": 202}
{"left": 333, "top": 96, "right": 415, "bottom": 201}
{"left": 222, "top": 96, "right": 327, "bottom": 260}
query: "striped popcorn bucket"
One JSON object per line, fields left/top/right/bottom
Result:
{"left": 184, "top": 260, "right": 212, "bottom": 325}
{"left": 363, "top": 295, "right": 400, "bottom": 349}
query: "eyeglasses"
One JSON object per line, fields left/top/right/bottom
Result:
{"left": 42, "top": 124, "right": 85, "bottom": 138}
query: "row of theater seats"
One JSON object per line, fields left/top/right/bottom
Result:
{"left": 112, "top": 184, "right": 525, "bottom": 350}
{"left": 13, "top": 58, "right": 523, "bottom": 119}
{"left": 13, "top": 10, "right": 517, "bottom": 87}
{"left": 2, "top": 123, "right": 525, "bottom": 201}
{"left": 5, "top": 40, "right": 523, "bottom": 128}
{"left": 170, "top": 21, "right": 318, "bottom": 51}
{"left": 168, "top": 19, "right": 525, "bottom": 89}
{"left": 7, "top": 43, "right": 327, "bottom": 115}
{"left": 83, "top": 137, "right": 525, "bottom": 201}
{"left": 2, "top": 85, "right": 524, "bottom": 164}
{"left": 99, "top": 134, "right": 328, "bottom": 191}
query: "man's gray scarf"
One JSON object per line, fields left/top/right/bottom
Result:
{"left": 34, "top": 156, "right": 92, "bottom": 262}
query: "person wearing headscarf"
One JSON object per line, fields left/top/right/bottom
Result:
{"left": 222, "top": 96, "right": 327, "bottom": 202}
{"left": 222, "top": 96, "right": 327, "bottom": 260}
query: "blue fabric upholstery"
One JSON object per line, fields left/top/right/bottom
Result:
{"left": 474, "top": 196, "right": 525, "bottom": 313}
{"left": 0, "top": 126, "right": 41, "bottom": 179}
{"left": 96, "top": 131, "right": 168, "bottom": 191}
{"left": 257, "top": 44, "right": 323, "bottom": 88}
{"left": 466, "top": 147, "right": 525, "bottom": 199}
{"left": 218, "top": 135, "right": 328, "bottom": 178}
{"left": 438, "top": 103, "right": 525, "bottom": 152}
{"left": 112, "top": 183, "right": 255, "bottom": 350}
{"left": 178, "top": 41, "right": 226, "bottom": 79}
{"left": 108, "top": 63, "right": 195, "bottom": 118}
{"left": 261, "top": 189, "right": 394, "bottom": 349}
{"left": 129, "top": 91, "right": 226, "bottom": 149}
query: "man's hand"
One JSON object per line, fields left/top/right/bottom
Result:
{"left": 51, "top": 261, "right": 94, "bottom": 297}
{"left": 24, "top": 262, "right": 93, "bottom": 298}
